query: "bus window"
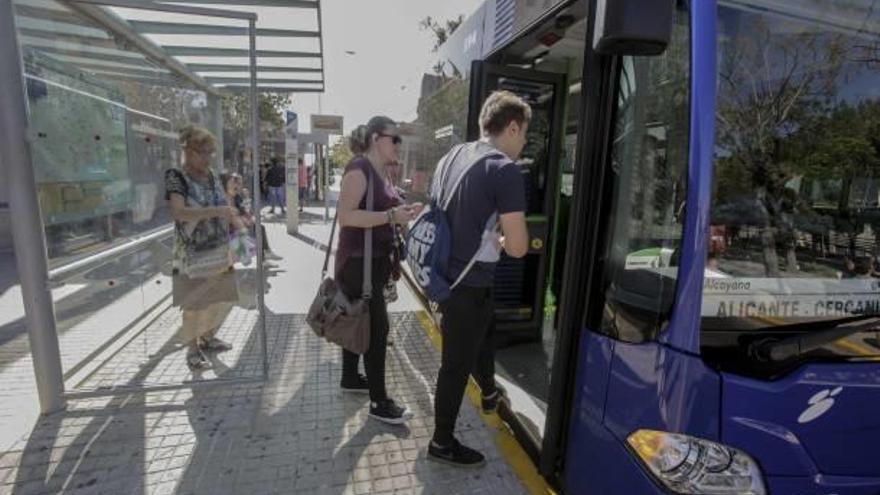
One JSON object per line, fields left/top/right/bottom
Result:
{"left": 597, "top": 6, "right": 690, "bottom": 343}
{"left": 703, "top": 1, "right": 880, "bottom": 376}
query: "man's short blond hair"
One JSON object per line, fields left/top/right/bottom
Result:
{"left": 478, "top": 90, "right": 532, "bottom": 137}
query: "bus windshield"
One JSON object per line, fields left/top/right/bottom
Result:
{"left": 702, "top": 1, "right": 880, "bottom": 363}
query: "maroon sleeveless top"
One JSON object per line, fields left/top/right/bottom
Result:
{"left": 335, "top": 157, "right": 401, "bottom": 277}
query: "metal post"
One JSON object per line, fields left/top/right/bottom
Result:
{"left": 0, "top": 0, "right": 66, "bottom": 414}
{"left": 315, "top": 144, "right": 324, "bottom": 222}
{"left": 249, "top": 19, "right": 269, "bottom": 379}
{"left": 323, "top": 147, "right": 329, "bottom": 221}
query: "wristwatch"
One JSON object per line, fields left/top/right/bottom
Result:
{"left": 387, "top": 207, "right": 396, "bottom": 225}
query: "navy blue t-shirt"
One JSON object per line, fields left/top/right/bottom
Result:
{"left": 442, "top": 144, "right": 527, "bottom": 287}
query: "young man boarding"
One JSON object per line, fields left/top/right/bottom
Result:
{"left": 428, "top": 91, "right": 531, "bottom": 467}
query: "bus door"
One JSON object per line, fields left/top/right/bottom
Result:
{"left": 466, "top": 62, "right": 567, "bottom": 344}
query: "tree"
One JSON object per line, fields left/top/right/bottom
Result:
{"left": 328, "top": 138, "right": 354, "bottom": 171}
{"left": 419, "top": 15, "right": 464, "bottom": 53}
{"left": 789, "top": 102, "right": 880, "bottom": 257}
{"left": 222, "top": 92, "right": 290, "bottom": 172}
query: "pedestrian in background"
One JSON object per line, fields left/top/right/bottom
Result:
{"left": 221, "top": 172, "right": 283, "bottom": 265}
{"left": 267, "top": 158, "right": 286, "bottom": 215}
{"left": 298, "top": 158, "right": 308, "bottom": 212}
{"left": 259, "top": 162, "right": 269, "bottom": 203}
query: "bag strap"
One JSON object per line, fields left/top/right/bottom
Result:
{"left": 321, "top": 208, "right": 339, "bottom": 280}
{"left": 363, "top": 165, "right": 375, "bottom": 300}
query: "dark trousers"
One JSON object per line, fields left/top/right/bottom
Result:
{"left": 433, "top": 286, "right": 497, "bottom": 445}
{"left": 339, "top": 256, "right": 392, "bottom": 402}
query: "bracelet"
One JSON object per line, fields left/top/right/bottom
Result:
{"left": 387, "top": 208, "right": 395, "bottom": 225}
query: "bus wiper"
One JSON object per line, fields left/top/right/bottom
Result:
{"left": 752, "top": 316, "right": 880, "bottom": 362}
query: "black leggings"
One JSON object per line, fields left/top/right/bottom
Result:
{"left": 339, "top": 256, "right": 392, "bottom": 401}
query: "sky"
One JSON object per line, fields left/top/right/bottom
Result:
{"left": 290, "top": 0, "right": 483, "bottom": 134}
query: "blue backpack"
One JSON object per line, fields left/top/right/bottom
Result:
{"left": 406, "top": 143, "right": 501, "bottom": 303}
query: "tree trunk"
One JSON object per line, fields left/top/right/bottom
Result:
{"left": 761, "top": 226, "right": 780, "bottom": 276}
{"left": 786, "top": 241, "right": 798, "bottom": 272}
{"left": 757, "top": 183, "right": 781, "bottom": 276}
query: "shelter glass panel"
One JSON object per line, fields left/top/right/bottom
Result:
{"left": 10, "top": 0, "right": 265, "bottom": 390}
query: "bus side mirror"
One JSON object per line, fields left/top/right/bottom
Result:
{"left": 593, "top": 0, "right": 674, "bottom": 56}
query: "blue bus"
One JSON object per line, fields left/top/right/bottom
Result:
{"left": 401, "top": 0, "right": 880, "bottom": 493}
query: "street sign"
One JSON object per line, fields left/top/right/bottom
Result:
{"left": 310, "top": 114, "right": 344, "bottom": 135}
{"left": 285, "top": 110, "right": 298, "bottom": 139}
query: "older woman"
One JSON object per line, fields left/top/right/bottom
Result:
{"left": 165, "top": 125, "right": 237, "bottom": 371}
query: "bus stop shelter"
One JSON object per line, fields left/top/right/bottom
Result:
{"left": 0, "top": 0, "right": 325, "bottom": 414}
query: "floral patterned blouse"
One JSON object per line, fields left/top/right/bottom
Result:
{"left": 164, "top": 168, "right": 229, "bottom": 272}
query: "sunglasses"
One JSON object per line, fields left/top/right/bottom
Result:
{"left": 190, "top": 146, "right": 216, "bottom": 157}
{"left": 378, "top": 133, "right": 402, "bottom": 145}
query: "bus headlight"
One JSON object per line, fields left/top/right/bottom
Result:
{"left": 627, "top": 429, "right": 766, "bottom": 495}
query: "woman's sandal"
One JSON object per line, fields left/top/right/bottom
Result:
{"left": 187, "top": 349, "right": 212, "bottom": 370}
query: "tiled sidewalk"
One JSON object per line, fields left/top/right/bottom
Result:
{"left": 0, "top": 213, "right": 532, "bottom": 495}
{"left": 0, "top": 312, "right": 529, "bottom": 495}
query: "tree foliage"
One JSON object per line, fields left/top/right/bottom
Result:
{"left": 222, "top": 92, "right": 288, "bottom": 132}
{"left": 328, "top": 138, "right": 354, "bottom": 170}
{"left": 713, "top": 16, "right": 880, "bottom": 274}
{"left": 222, "top": 92, "right": 290, "bottom": 171}
{"left": 419, "top": 15, "right": 464, "bottom": 53}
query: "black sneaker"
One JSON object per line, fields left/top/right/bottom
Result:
{"left": 427, "top": 438, "right": 486, "bottom": 468}
{"left": 369, "top": 399, "right": 411, "bottom": 425}
{"left": 481, "top": 382, "right": 506, "bottom": 413}
{"left": 340, "top": 374, "right": 369, "bottom": 394}
{"left": 481, "top": 390, "right": 502, "bottom": 413}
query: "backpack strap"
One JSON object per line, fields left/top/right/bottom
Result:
{"left": 449, "top": 213, "right": 498, "bottom": 291}
{"left": 432, "top": 144, "right": 466, "bottom": 208}
{"left": 435, "top": 143, "right": 504, "bottom": 211}
{"left": 433, "top": 143, "right": 505, "bottom": 290}
{"left": 450, "top": 253, "right": 479, "bottom": 290}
